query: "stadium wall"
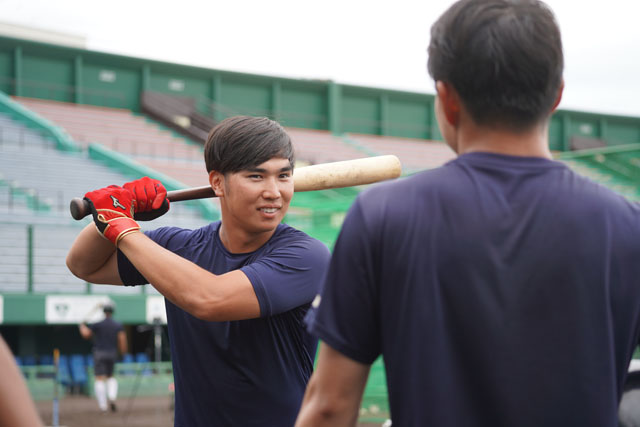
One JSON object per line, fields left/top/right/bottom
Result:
{"left": 1, "top": 35, "right": 639, "bottom": 149}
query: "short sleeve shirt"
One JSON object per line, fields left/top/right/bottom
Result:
{"left": 118, "top": 221, "right": 330, "bottom": 427}
{"left": 88, "top": 318, "right": 123, "bottom": 352}
{"left": 307, "top": 152, "right": 640, "bottom": 427}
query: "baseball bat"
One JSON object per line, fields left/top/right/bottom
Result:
{"left": 69, "top": 155, "right": 401, "bottom": 220}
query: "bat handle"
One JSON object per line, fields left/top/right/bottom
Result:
{"left": 69, "top": 186, "right": 215, "bottom": 220}
{"left": 70, "top": 198, "right": 90, "bottom": 220}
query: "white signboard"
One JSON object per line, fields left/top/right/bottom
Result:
{"left": 0, "top": 295, "right": 4, "bottom": 324}
{"left": 45, "top": 295, "right": 113, "bottom": 324}
{"left": 146, "top": 296, "right": 167, "bottom": 324}
{"left": 168, "top": 79, "right": 185, "bottom": 92}
{"left": 99, "top": 70, "right": 116, "bottom": 83}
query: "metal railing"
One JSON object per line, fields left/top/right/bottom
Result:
{"left": 19, "top": 361, "right": 174, "bottom": 401}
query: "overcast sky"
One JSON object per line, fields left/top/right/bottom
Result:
{"left": 1, "top": 0, "right": 638, "bottom": 117}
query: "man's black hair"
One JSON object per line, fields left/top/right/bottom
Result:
{"left": 204, "top": 116, "right": 295, "bottom": 174}
{"left": 427, "top": 0, "right": 564, "bottom": 130}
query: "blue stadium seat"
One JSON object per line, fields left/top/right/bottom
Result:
{"left": 57, "top": 355, "right": 72, "bottom": 388}
{"left": 120, "top": 353, "right": 135, "bottom": 376}
{"left": 37, "top": 355, "right": 55, "bottom": 379}
{"left": 39, "top": 354, "right": 53, "bottom": 365}
{"left": 14, "top": 356, "right": 28, "bottom": 378}
{"left": 22, "top": 355, "right": 36, "bottom": 366}
{"left": 136, "top": 353, "right": 153, "bottom": 376}
{"left": 134, "top": 352, "right": 149, "bottom": 363}
{"left": 135, "top": 352, "right": 152, "bottom": 376}
{"left": 69, "top": 354, "right": 88, "bottom": 392}
{"left": 20, "top": 355, "right": 36, "bottom": 378}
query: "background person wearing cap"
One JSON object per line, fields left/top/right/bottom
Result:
{"left": 79, "top": 303, "right": 127, "bottom": 412}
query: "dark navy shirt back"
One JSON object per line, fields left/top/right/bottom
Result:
{"left": 119, "top": 222, "right": 330, "bottom": 427}
{"left": 308, "top": 153, "right": 640, "bottom": 427}
{"left": 88, "top": 317, "right": 123, "bottom": 352}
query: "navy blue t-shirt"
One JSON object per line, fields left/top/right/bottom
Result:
{"left": 88, "top": 317, "right": 123, "bottom": 352}
{"left": 118, "top": 222, "right": 330, "bottom": 427}
{"left": 307, "top": 152, "right": 640, "bottom": 426}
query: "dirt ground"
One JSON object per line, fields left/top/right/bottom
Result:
{"left": 37, "top": 395, "right": 175, "bottom": 427}
{"left": 36, "top": 396, "right": 386, "bottom": 427}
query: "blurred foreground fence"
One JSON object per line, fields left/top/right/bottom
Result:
{"left": 19, "top": 356, "right": 390, "bottom": 422}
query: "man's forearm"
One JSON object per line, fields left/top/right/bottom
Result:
{"left": 78, "top": 323, "right": 92, "bottom": 340}
{"left": 0, "top": 338, "right": 43, "bottom": 427}
{"left": 118, "top": 232, "right": 260, "bottom": 321}
{"left": 66, "top": 223, "right": 118, "bottom": 281}
{"left": 118, "top": 331, "right": 128, "bottom": 355}
{"left": 295, "top": 344, "right": 370, "bottom": 427}
{"left": 295, "top": 380, "right": 361, "bottom": 427}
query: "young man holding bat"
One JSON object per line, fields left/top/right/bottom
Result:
{"left": 296, "top": 1, "right": 640, "bottom": 426}
{"left": 67, "top": 116, "right": 331, "bottom": 426}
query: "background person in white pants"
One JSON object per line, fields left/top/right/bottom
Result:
{"left": 79, "top": 303, "right": 127, "bottom": 412}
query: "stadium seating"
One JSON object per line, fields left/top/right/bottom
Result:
{"left": 12, "top": 97, "right": 461, "bottom": 186}
{"left": 120, "top": 353, "right": 135, "bottom": 376}
{"left": 344, "top": 133, "right": 456, "bottom": 173}
{"left": 557, "top": 144, "right": 640, "bottom": 201}
{"left": 285, "top": 127, "right": 370, "bottom": 164}
{"left": 69, "top": 354, "right": 88, "bottom": 393}
{"left": 135, "top": 352, "right": 153, "bottom": 376}
{"left": 141, "top": 91, "right": 214, "bottom": 143}
{"left": 0, "top": 112, "right": 210, "bottom": 294}
{"left": 13, "top": 97, "right": 207, "bottom": 178}
{"left": 57, "top": 354, "right": 72, "bottom": 390}
{"left": 22, "top": 355, "right": 37, "bottom": 366}
{"left": 39, "top": 354, "right": 53, "bottom": 366}
{"left": 0, "top": 112, "right": 209, "bottom": 222}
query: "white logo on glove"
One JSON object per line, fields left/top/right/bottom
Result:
{"left": 110, "top": 195, "right": 126, "bottom": 210}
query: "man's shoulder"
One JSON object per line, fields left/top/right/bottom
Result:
{"left": 91, "top": 317, "right": 121, "bottom": 330}
{"left": 555, "top": 172, "right": 640, "bottom": 224}
{"left": 274, "top": 223, "right": 322, "bottom": 243}
{"left": 147, "top": 222, "right": 220, "bottom": 248}
{"left": 356, "top": 167, "right": 447, "bottom": 212}
{"left": 104, "top": 317, "right": 123, "bottom": 329}
{"left": 88, "top": 319, "right": 104, "bottom": 329}
{"left": 270, "top": 224, "right": 331, "bottom": 256}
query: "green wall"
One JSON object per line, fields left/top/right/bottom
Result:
{"left": 220, "top": 78, "right": 272, "bottom": 117}
{"left": 150, "top": 70, "right": 210, "bottom": 100}
{"left": 388, "top": 96, "right": 434, "bottom": 139}
{"left": 280, "top": 83, "right": 327, "bottom": 129}
{"left": 81, "top": 61, "right": 140, "bottom": 109}
{"left": 342, "top": 87, "right": 381, "bottom": 135}
{"left": 1, "top": 35, "right": 639, "bottom": 148}
{"left": 0, "top": 48, "right": 13, "bottom": 94}
{"left": 22, "top": 54, "right": 74, "bottom": 102}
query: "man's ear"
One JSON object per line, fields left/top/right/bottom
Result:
{"left": 209, "top": 170, "right": 225, "bottom": 197}
{"left": 436, "top": 81, "right": 460, "bottom": 127}
{"left": 551, "top": 80, "right": 564, "bottom": 113}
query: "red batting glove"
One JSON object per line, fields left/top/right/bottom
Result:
{"left": 84, "top": 185, "right": 141, "bottom": 246}
{"left": 123, "top": 177, "right": 170, "bottom": 221}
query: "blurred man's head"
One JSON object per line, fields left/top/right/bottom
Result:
{"left": 428, "top": 0, "right": 564, "bottom": 132}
